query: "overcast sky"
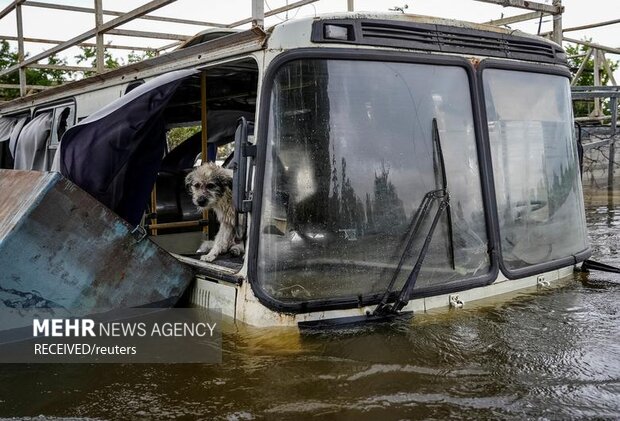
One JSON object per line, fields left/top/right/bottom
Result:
{"left": 0, "top": 0, "right": 618, "bottom": 79}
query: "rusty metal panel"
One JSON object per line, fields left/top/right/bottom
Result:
{"left": 0, "top": 169, "right": 193, "bottom": 311}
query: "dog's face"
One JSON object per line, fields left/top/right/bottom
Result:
{"left": 185, "top": 162, "right": 233, "bottom": 210}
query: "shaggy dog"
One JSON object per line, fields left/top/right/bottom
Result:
{"left": 185, "top": 162, "right": 244, "bottom": 262}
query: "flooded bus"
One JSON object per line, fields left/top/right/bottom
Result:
{"left": 0, "top": 13, "right": 589, "bottom": 327}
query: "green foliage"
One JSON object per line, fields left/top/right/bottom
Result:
{"left": 166, "top": 126, "right": 234, "bottom": 163}
{"left": 566, "top": 42, "right": 618, "bottom": 86}
{"left": 0, "top": 40, "right": 71, "bottom": 101}
{"left": 75, "top": 46, "right": 158, "bottom": 76}
{"left": 74, "top": 45, "right": 121, "bottom": 76}
{"left": 0, "top": 41, "right": 158, "bottom": 101}
{"left": 127, "top": 49, "right": 158, "bottom": 64}
{"left": 566, "top": 41, "right": 619, "bottom": 118}
{"left": 166, "top": 126, "right": 201, "bottom": 151}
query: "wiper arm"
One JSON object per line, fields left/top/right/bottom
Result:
{"left": 373, "top": 189, "right": 450, "bottom": 316}
{"left": 372, "top": 117, "right": 454, "bottom": 317}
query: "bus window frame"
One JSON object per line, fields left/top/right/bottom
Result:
{"left": 33, "top": 100, "right": 76, "bottom": 151}
{"left": 477, "top": 59, "right": 591, "bottom": 280}
{"left": 248, "top": 48, "right": 500, "bottom": 313}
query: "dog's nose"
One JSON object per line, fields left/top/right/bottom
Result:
{"left": 196, "top": 197, "right": 207, "bottom": 207}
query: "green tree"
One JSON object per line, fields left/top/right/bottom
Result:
{"left": 0, "top": 41, "right": 158, "bottom": 101}
{"left": 75, "top": 46, "right": 158, "bottom": 76}
{"left": 74, "top": 45, "right": 121, "bottom": 76}
{"left": 166, "top": 126, "right": 201, "bottom": 151}
{"left": 0, "top": 40, "right": 72, "bottom": 101}
{"left": 127, "top": 49, "right": 158, "bottom": 64}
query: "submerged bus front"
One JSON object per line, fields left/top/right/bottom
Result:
{"left": 230, "top": 15, "right": 590, "bottom": 325}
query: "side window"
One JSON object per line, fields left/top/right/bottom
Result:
{"left": 125, "top": 80, "right": 144, "bottom": 95}
{"left": 50, "top": 104, "right": 76, "bottom": 147}
{"left": 147, "top": 59, "right": 258, "bottom": 271}
{"left": 46, "top": 104, "right": 75, "bottom": 171}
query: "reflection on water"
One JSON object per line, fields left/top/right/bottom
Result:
{"left": 1, "top": 184, "right": 619, "bottom": 420}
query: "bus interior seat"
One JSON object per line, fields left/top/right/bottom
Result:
{"left": 153, "top": 111, "right": 254, "bottom": 228}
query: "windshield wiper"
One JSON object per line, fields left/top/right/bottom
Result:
{"left": 372, "top": 118, "right": 453, "bottom": 317}
{"left": 372, "top": 189, "right": 450, "bottom": 316}
{"left": 300, "top": 119, "right": 454, "bottom": 329}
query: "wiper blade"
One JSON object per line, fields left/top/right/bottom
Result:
{"left": 432, "top": 117, "right": 456, "bottom": 271}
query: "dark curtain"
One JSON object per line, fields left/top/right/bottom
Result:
{"left": 60, "top": 69, "right": 197, "bottom": 226}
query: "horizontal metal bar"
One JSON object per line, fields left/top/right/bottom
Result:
{"left": 582, "top": 138, "right": 613, "bottom": 150}
{"left": 0, "top": 34, "right": 158, "bottom": 51}
{"left": 563, "top": 37, "right": 620, "bottom": 55}
{"left": 0, "top": 83, "right": 53, "bottom": 90}
{"left": 106, "top": 28, "right": 190, "bottom": 41}
{"left": 571, "top": 86, "right": 620, "bottom": 92}
{"left": 572, "top": 92, "right": 620, "bottom": 99}
{"left": 541, "top": 18, "right": 620, "bottom": 35}
{"left": 28, "top": 63, "right": 96, "bottom": 72}
{"left": 575, "top": 115, "right": 612, "bottom": 122}
{"left": 23, "top": 0, "right": 227, "bottom": 28}
{"left": 581, "top": 126, "right": 619, "bottom": 135}
{"left": 147, "top": 220, "right": 205, "bottom": 230}
{"left": 485, "top": 11, "right": 547, "bottom": 26}
{"left": 474, "top": 0, "right": 562, "bottom": 14}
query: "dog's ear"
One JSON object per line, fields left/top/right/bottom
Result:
{"left": 185, "top": 172, "right": 194, "bottom": 191}
{"left": 222, "top": 174, "right": 233, "bottom": 191}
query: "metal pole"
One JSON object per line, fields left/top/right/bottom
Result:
{"left": 24, "top": 1, "right": 228, "bottom": 28}
{"left": 541, "top": 18, "right": 620, "bottom": 35}
{"left": 0, "top": 0, "right": 25, "bottom": 21}
{"left": 94, "top": 0, "right": 104, "bottom": 74}
{"left": 486, "top": 11, "right": 548, "bottom": 26}
{"left": 347, "top": 0, "right": 354, "bottom": 12}
{"left": 150, "top": 185, "right": 158, "bottom": 236}
{"left": 611, "top": 97, "right": 618, "bottom": 136}
{"left": 563, "top": 37, "right": 620, "bottom": 55}
{"left": 227, "top": 0, "right": 318, "bottom": 27}
{"left": 15, "top": 3, "right": 26, "bottom": 96}
{"left": 551, "top": 0, "right": 562, "bottom": 45}
{"left": 200, "top": 71, "right": 209, "bottom": 236}
{"left": 608, "top": 97, "right": 617, "bottom": 192}
{"left": 593, "top": 49, "right": 601, "bottom": 117}
{"left": 474, "top": 0, "right": 561, "bottom": 14}
{"left": 252, "top": 0, "right": 264, "bottom": 28}
{"left": 608, "top": 138, "right": 615, "bottom": 192}
{"left": 600, "top": 51, "right": 618, "bottom": 86}
{"left": 0, "top": 34, "right": 157, "bottom": 52}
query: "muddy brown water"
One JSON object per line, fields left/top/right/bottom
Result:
{"left": 0, "top": 180, "right": 619, "bottom": 420}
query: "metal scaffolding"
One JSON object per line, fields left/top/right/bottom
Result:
{"left": 0, "top": 0, "right": 617, "bottom": 113}
{"left": 0, "top": 0, "right": 318, "bottom": 97}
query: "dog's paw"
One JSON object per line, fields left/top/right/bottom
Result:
{"left": 196, "top": 240, "right": 214, "bottom": 253}
{"left": 229, "top": 244, "right": 244, "bottom": 257}
{"left": 200, "top": 253, "right": 217, "bottom": 262}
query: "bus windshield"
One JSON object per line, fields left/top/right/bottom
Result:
{"left": 256, "top": 58, "right": 490, "bottom": 307}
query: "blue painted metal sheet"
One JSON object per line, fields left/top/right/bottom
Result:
{"left": 0, "top": 169, "right": 194, "bottom": 315}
